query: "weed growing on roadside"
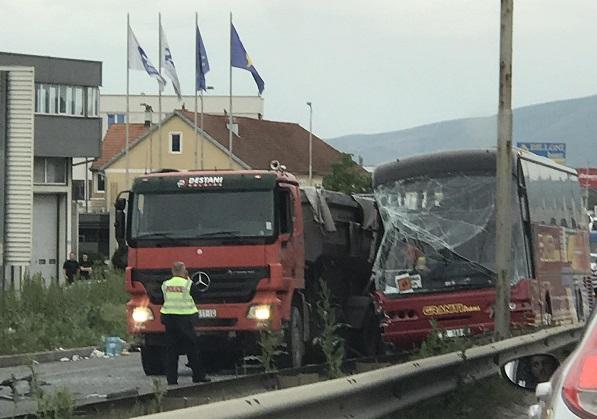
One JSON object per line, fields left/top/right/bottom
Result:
{"left": 257, "top": 323, "right": 284, "bottom": 372}
{"left": 36, "top": 388, "right": 75, "bottom": 419}
{"left": 30, "top": 364, "right": 75, "bottom": 419}
{"left": 315, "top": 278, "right": 345, "bottom": 379}
{"left": 0, "top": 270, "right": 128, "bottom": 355}
{"left": 148, "top": 378, "right": 166, "bottom": 413}
{"left": 415, "top": 320, "right": 472, "bottom": 359}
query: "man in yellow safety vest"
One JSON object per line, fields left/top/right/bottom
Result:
{"left": 161, "top": 261, "right": 209, "bottom": 385}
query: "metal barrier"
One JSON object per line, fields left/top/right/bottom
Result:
{"left": 138, "top": 324, "right": 583, "bottom": 419}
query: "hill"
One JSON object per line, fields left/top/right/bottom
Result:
{"left": 326, "top": 95, "right": 597, "bottom": 168}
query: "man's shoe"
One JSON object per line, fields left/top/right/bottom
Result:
{"left": 193, "top": 376, "right": 211, "bottom": 383}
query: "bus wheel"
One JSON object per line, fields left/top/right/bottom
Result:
{"left": 284, "top": 305, "right": 305, "bottom": 368}
{"left": 141, "top": 345, "right": 165, "bottom": 376}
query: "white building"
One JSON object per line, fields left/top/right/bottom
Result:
{"left": 0, "top": 52, "right": 102, "bottom": 285}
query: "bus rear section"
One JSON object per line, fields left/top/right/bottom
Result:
{"left": 372, "top": 149, "right": 591, "bottom": 349}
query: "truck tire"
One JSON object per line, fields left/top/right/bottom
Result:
{"left": 141, "top": 345, "right": 165, "bottom": 376}
{"left": 285, "top": 306, "right": 305, "bottom": 368}
{"left": 360, "top": 308, "right": 382, "bottom": 356}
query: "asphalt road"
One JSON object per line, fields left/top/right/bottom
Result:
{"left": 0, "top": 353, "right": 236, "bottom": 418}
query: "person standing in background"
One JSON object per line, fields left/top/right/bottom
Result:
{"left": 62, "top": 252, "right": 80, "bottom": 285}
{"left": 79, "top": 253, "right": 93, "bottom": 280}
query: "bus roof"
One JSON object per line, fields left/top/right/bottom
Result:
{"left": 373, "top": 148, "right": 577, "bottom": 187}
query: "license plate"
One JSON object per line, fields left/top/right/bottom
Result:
{"left": 197, "top": 309, "right": 217, "bottom": 318}
{"left": 441, "top": 328, "right": 466, "bottom": 339}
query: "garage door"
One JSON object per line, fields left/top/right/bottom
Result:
{"left": 31, "top": 194, "right": 59, "bottom": 284}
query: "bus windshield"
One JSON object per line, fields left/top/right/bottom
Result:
{"left": 130, "top": 190, "right": 275, "bottom": 244}
{"left": 373, "top": 173, "right": 526, "bottom": 296}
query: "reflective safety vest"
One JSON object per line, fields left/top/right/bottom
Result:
{"left": 160, "top": 276, "right": 198, "bottom": 315}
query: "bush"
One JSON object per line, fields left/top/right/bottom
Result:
{"left": 0, "top": 270, "right": 128, "bottom": 355}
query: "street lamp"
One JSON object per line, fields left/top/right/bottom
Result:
{"left": 306, "top": 102, "right": 313, "bottom": 186}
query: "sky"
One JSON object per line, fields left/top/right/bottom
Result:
{"left": 2, "top": 0, "right": 597, "bottom": 139}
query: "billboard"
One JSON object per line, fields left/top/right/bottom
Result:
{"left": 517, "top": 142, "right": 566, "bottom": 165}
{"left": 576, "top": 168, "right": 597, "bottom": 189}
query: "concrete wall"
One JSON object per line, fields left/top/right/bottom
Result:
{"left": 35, "top": 115, "right": 102, "bottom": 158}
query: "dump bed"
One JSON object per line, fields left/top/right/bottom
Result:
{"left": 300, "top": 187, "right": 378, "bottom": 268}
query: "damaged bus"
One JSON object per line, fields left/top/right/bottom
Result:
{"left": 372, "top": 149, "right": 593, "bottom": 348}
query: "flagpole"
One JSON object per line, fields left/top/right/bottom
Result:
{"left": 158, "top": 12, "right": 163, "bottom": 171}
{"left": 126, "top": 13, "right": 130, "bottom": 187}
{"left": 228, "top": 12, "right": 233, "bottom": 169}
{"left": 200, "top": 89, "right": 204, "bottom": 170}
{"left": 194, "top": 12, "right": 199, "bottom": 170}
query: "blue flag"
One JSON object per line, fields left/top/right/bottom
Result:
{"left": 195, "top": 26, "right": 210, "bottom": 92}
{"left": 231, "top": 23, "right": 265, "bottom": 95}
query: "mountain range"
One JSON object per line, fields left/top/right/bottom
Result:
{"left": 326, "top": 95, "right": 597, "bottom": 169}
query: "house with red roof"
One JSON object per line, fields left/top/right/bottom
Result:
{"left": 89, "top": 110, "right": 349, "bottom": 213}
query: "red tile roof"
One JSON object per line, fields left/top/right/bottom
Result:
{"left": 178, "top": 111, "right": 343, "bottom": 175}
{"left": 92, "top": 112, "right": 349, "bottom": 176}
{"left": 91, "top": 123, "right": 148, "bottom": 170}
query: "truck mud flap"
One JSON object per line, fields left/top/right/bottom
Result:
{"left": 343, "top": 296, "right": 373, "bottom": 329}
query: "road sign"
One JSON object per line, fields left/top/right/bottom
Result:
{"left": 517, "top": 142, "right": 566, "bottom": 164}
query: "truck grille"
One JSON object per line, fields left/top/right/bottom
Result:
{"left": 132, "top": 267, "right": 268, "bottom": 304}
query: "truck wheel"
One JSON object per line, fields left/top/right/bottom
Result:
{"left": 141, "top": 345, "right": 165, "bottom": 376}
{"left": 285, "top": 306, "right": 305, "bottom": 368}
{"left": 360, "top": 309, "right": 382, "bottom": 356}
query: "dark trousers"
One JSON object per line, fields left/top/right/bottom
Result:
{"left": 161, "top": 313, "right": 206, "bottom": 384}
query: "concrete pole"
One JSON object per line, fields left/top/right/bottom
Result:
{"left": 307, "top": 102, "right": 312, "bottom": 185}
{"left": 494, "top": 0, "right": 514, "bottom": 341}
{"left": 228, "top": 12, "right": 233, "bottom": 169}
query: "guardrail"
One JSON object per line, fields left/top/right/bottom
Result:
{"left": 138, "top": 324, "right": 583, "bottom": 419}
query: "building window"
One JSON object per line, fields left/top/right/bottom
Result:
{"left": 34, "top": 83, "right": 98, "bottom": 117}
{"left": 107, "top": 113, "right": 125, "bottom": 129}
{"left": 86, "top": 87, "right": 99, "bottom": 117}
{"left": 95, "top": 173, "right": 105, "bottom": 193}
{"left": 34, "top": 157, "right": 67, "bottom": 184}
{"left": 169, "top": 132, "right": 182, "bottom": 154}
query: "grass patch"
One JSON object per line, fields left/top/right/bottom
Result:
{"left": 0, "top": 270, "right": 128, "bottom": 355}
{"left": 393, "top": 375, "right": 529, "bottom": 419}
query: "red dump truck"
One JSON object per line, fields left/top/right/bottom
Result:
{"left": 114, "top": 164, "right": 380, "bottom": 374}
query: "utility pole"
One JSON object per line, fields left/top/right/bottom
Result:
{"left": 307, "top": 102, "right": 313, "bottom": 185}
{"left": 495, "top": 0, "right": 514, "bottom": 341}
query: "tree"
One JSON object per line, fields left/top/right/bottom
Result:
{"left": 322, "top": 153, "right": 372, "bottom": 194}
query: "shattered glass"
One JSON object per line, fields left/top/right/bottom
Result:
{"left": 373, "top": 174, "right": 528, "bottom": 296}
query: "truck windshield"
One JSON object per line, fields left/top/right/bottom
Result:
{"left": 373, "top": 173, "right": 527, "bottom": 296}
{"left": 130, "top": 190, "right": 275, "bottom": 243}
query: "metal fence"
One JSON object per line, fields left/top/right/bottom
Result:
{"left": 139, "top": 324, "right": 583, "bottom": 419}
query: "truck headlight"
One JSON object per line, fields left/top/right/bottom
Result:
{"left": 132, "top": 307, "right": 154, "bottom": 323}
{"left": 247, "top": 305, "right": 271, "bottom": 320}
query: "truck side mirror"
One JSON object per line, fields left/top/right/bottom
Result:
{"left": 114, "top": 198, "right": 127, "bottom": 241}
{"left": 115, "top": 198, "right": 126, "bottom": 211}
{"left": 115, "top": 210, "right": 126, "bottom": 241}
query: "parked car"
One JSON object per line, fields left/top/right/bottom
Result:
{"left": 501, "top": 309, "right": 597, "bottom": 418}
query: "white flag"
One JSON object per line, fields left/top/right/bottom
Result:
{"left": 128, "top": 24, "right": 166, "bottom": 89}
{"left": 160, "top": 23, "right": 182, "bottom": 100}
